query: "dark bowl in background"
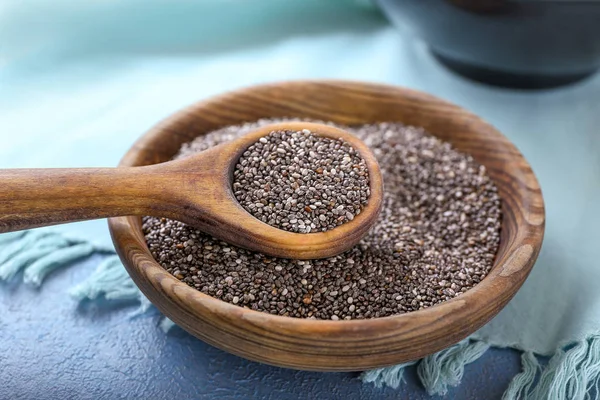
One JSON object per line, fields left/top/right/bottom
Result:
{"left": 376, "top": 0, "right": 600, "bottom": 89}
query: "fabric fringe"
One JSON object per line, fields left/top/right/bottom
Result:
{"left": 0, "top": 234, "right": 70, "bottom": 280}
{"left": 361, "top": 361, "right": 417, "bottom": 389}
{"left": 361, "top": 336, "right": 600, "bottom": 399}
{"left": 502, "top": 352, "right": 540, "bottom": 400}
{"left": 418, "top": 340, "right": 490, "bottom": 396}
{"left": 522, "top": 336, "right": 600, "bottom": 400}
{"left": 360, "top": 340, "right": 488, "bottom": 395}
{"left": 69, "top": 255, "right": 158, "bottom": 319}
{"left": 0, "top": 231, "right": 133, "bottom": 294}
{"left": 502, "top": 336, "right": 600, "bottom": 400}
{"left": 0, "top": 231, "right": 122, "bottom": 293}
{"left": 0, "top": 231, "right": 54, "bottom": 266}
{"left": 69, "top": 255, "right": 140, "bottom": 301}
{"left": 0, "top": 231, "right": 166, "bottom": 321}
{"left": 24, "top": 243, "right": 96, "bottom": 286}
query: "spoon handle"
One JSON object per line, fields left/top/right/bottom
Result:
{"left": 0, "top": 166, "right": 170, "bottom": 233}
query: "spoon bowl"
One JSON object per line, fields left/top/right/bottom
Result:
{"left": 157, "top": 121, "right": 383, "bottom": 259}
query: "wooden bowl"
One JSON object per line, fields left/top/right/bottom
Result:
{"left": 108, "top": 80, "right": 545, "bottom": 371}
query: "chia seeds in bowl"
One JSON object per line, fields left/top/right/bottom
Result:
{"left": 142, "top": 118, "right": 501, "bottom": 321}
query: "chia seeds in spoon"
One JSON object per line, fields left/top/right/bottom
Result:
{"left": 142, "top": 119, "right": 501, "bottom": 320}
{"left": 232, "top": 129, "right": 370, "bottom": 233}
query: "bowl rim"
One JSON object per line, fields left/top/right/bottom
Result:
{"left": 108, "top": 79, "right": 545, "bottom": 367}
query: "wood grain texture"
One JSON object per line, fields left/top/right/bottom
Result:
{"left": 0, "top": 123, "right": 382, "bottom": 260}
{"left": 108, "top": 80, "right": 545, "bottom": 371}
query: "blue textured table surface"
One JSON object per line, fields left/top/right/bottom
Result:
{"left": 1, "top": 255, "right": 520, "bottom": 399}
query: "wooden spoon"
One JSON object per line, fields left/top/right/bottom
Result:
{"left": 0, "top": 122, "right": 383, "bottom": 260}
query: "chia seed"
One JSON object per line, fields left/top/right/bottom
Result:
{"left": 232, "top": 129, "right": 369, "bottom": 233}
{"left": 142, "top": 118, "right": 502, "bottom": 320}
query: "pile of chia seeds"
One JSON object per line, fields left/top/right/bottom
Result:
{"left": 232, "top": 128, "right": 369, "bottom": 233}
{"left": 143, "top": 119, "right": 501, "bottom": 320}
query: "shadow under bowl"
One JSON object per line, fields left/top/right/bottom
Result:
{"left": 108, "top": 80, "right": 545, "bottom": 371}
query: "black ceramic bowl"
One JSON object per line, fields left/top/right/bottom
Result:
{"left": 376, "top": 0, "right": 600, "bottom": 89}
